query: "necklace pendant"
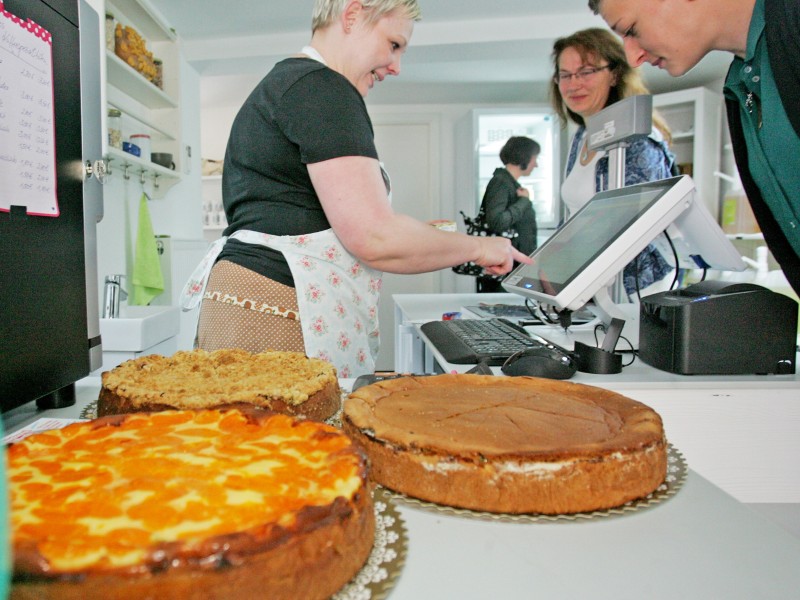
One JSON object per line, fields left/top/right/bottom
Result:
{"left": 744, "top": 92, "right": 763, "bottom": 128}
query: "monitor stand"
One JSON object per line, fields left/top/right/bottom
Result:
{"left": 525, "top": 286, "right": 641, "bottom": 351}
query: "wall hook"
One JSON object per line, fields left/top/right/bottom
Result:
{"left": 123, "top": 164, "right": 131, "bottom": 180}
{"left": 153, "top": 174, "right": 160, "bottom": 189}
{"left": 140, "top": 170, "right": 146, "bottom": 185}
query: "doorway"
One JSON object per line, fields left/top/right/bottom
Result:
{"left": 372, "top": 115, "right": 441, "bottom": 370}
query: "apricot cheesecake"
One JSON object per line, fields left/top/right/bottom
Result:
{"left": 8, "top": 407, "right": 373, "bottom": 599}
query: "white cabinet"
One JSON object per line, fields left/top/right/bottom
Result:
{"left": 654, "top": 86, "right": 723, "bottom": 219}
{"left": 103, "top": 0, "right": 182, "bottom": 197}
{"left": 201, "top": 175, "right": 226, "bottom": 242}
{"left": 151, "top": 238, "right": 210, "bottom": 351}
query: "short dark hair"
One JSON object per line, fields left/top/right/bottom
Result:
{"left": 499, "top": 136, "right": 540, "bottom": 168}
{"left": 588, "top": 0, "right": 601, "bottom": 13}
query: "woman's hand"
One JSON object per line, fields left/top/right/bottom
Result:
{"left": 309, "top": 155, "right": 532, "bottom": 274}
{"left": 475, "top": 236, "right": 532, "bottom": 276}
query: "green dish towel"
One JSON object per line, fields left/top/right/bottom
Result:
{"left": 130, "top": 193, "right": 164, "bottom": 305}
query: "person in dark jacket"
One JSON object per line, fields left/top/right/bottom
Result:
{"left": 477, "top": 136, "right": 540, "bottom": 293}
{"left": 589, "top": 0, "right": 800, "bottom": 296}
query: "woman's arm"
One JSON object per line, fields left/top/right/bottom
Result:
{"left": 308, "top": 156, "right": 529, "bottom": 274}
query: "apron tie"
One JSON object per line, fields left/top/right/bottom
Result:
{"left": 180, "top": 236, "right": 228, "bottom": 311}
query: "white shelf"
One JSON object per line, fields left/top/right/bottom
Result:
{"left": 106, "top": 51, "right": 177, "bottom": 110}
{"left": 108, "top": 0, "right": 176, "bottom": 42}
{"left": 106, "top": 147, "right": 182, "bottom": 198}
{"left": 202, "top": 173, "right": 225, "bottom": 231}
{"left": 107, "top": 92, "right": 176, "bottom": 141}
{"left": 654, "top": 87, "right": 723, "bottom": 219}
{"left": 672, "top": 131, "right": 695, "bottom": 141}
{"left": 106, "top": 146, "right": 179, "bottom": 176}
{"left": 102, "top": 0, "right": 182, "bottom": 194}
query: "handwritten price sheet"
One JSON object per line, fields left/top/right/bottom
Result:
{"left": 0, "top": 1, "right": 58, "bottom": 217}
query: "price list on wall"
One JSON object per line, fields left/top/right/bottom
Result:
{"left": 0, "top": 1, "right": 58, "bottom": 217}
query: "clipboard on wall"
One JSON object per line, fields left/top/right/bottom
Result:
{"left": 0, "top": 1, "right": 59, "bottom": 217}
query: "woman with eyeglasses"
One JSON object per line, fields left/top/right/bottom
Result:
{"left": 550, "top": 27, "right": 675, "bottom": 297}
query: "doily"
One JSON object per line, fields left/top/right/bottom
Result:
{"left": 334, "top": 487, "right": 407, "bottom": 600}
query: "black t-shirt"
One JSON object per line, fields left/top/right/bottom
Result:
{"left": 217, "top": 57, "right": 379, "bottom": 286}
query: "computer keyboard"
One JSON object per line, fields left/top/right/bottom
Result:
{"left": 420, "top": 318, "right": 565, "bottom": 365}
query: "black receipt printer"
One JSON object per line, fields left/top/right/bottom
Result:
{"left": 639, "top": 281, "right": 798, "bottom": 375}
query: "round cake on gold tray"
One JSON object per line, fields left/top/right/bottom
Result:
{"left": 343, "top": 374, "right": 668, "bottom": 515}
{"left": 98, "top": 349, "right": 341, "bottom": 421}
{"left": 8, "top": 407, "right": 375, "bottom": 600}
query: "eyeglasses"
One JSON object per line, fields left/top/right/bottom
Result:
{"left": 554, "top": 65, "right": 611, "bottom": 84}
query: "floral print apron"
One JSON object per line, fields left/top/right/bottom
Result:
{"left": 181, "top": 228, "right": 383, "bottom": 378}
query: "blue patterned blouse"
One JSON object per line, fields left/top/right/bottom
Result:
{"left": 565, "top": 126, "right": 676, "bottom": 295}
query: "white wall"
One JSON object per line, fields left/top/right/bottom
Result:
{"left": 200, "top": 105, "right": 239, "bottom": 162}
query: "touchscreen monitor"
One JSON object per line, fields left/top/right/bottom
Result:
{"left": 502, "top": 176, "right": 744, "bottom": 315}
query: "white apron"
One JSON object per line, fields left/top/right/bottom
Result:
{"left": 181, "top": 228, "right": 383, "bottom": 378}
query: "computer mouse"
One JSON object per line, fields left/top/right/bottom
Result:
{"left": 500, "top": 347, "right": 577, "bottom": 380}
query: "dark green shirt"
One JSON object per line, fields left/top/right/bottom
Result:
{"left": 724, "top": 0, "right": 800, "bottom": 259}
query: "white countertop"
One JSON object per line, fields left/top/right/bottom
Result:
{"left": 393, "top": 292, "right": 800, "bottom": 507}
{"left": 395, "top": 292, "right": 800, "bottom": 388}
{"left": 391, "top": 473, "right": 800, "bottom": 600}
{"left": 3, "top": 377, "right": 800, "bottom": 599}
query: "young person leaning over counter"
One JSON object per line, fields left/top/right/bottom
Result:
{"left": 588, "top": 0, "right": 800, "bottom": 296}
{"left": 181, "top": 0, "right": 530, "bottom": 378}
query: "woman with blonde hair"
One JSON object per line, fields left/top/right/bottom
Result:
{"left": 550, "top": 27, "right": 675, "bottom": 296}
{"left": 185, "top": 0, "right": 529, "bottom": 377}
